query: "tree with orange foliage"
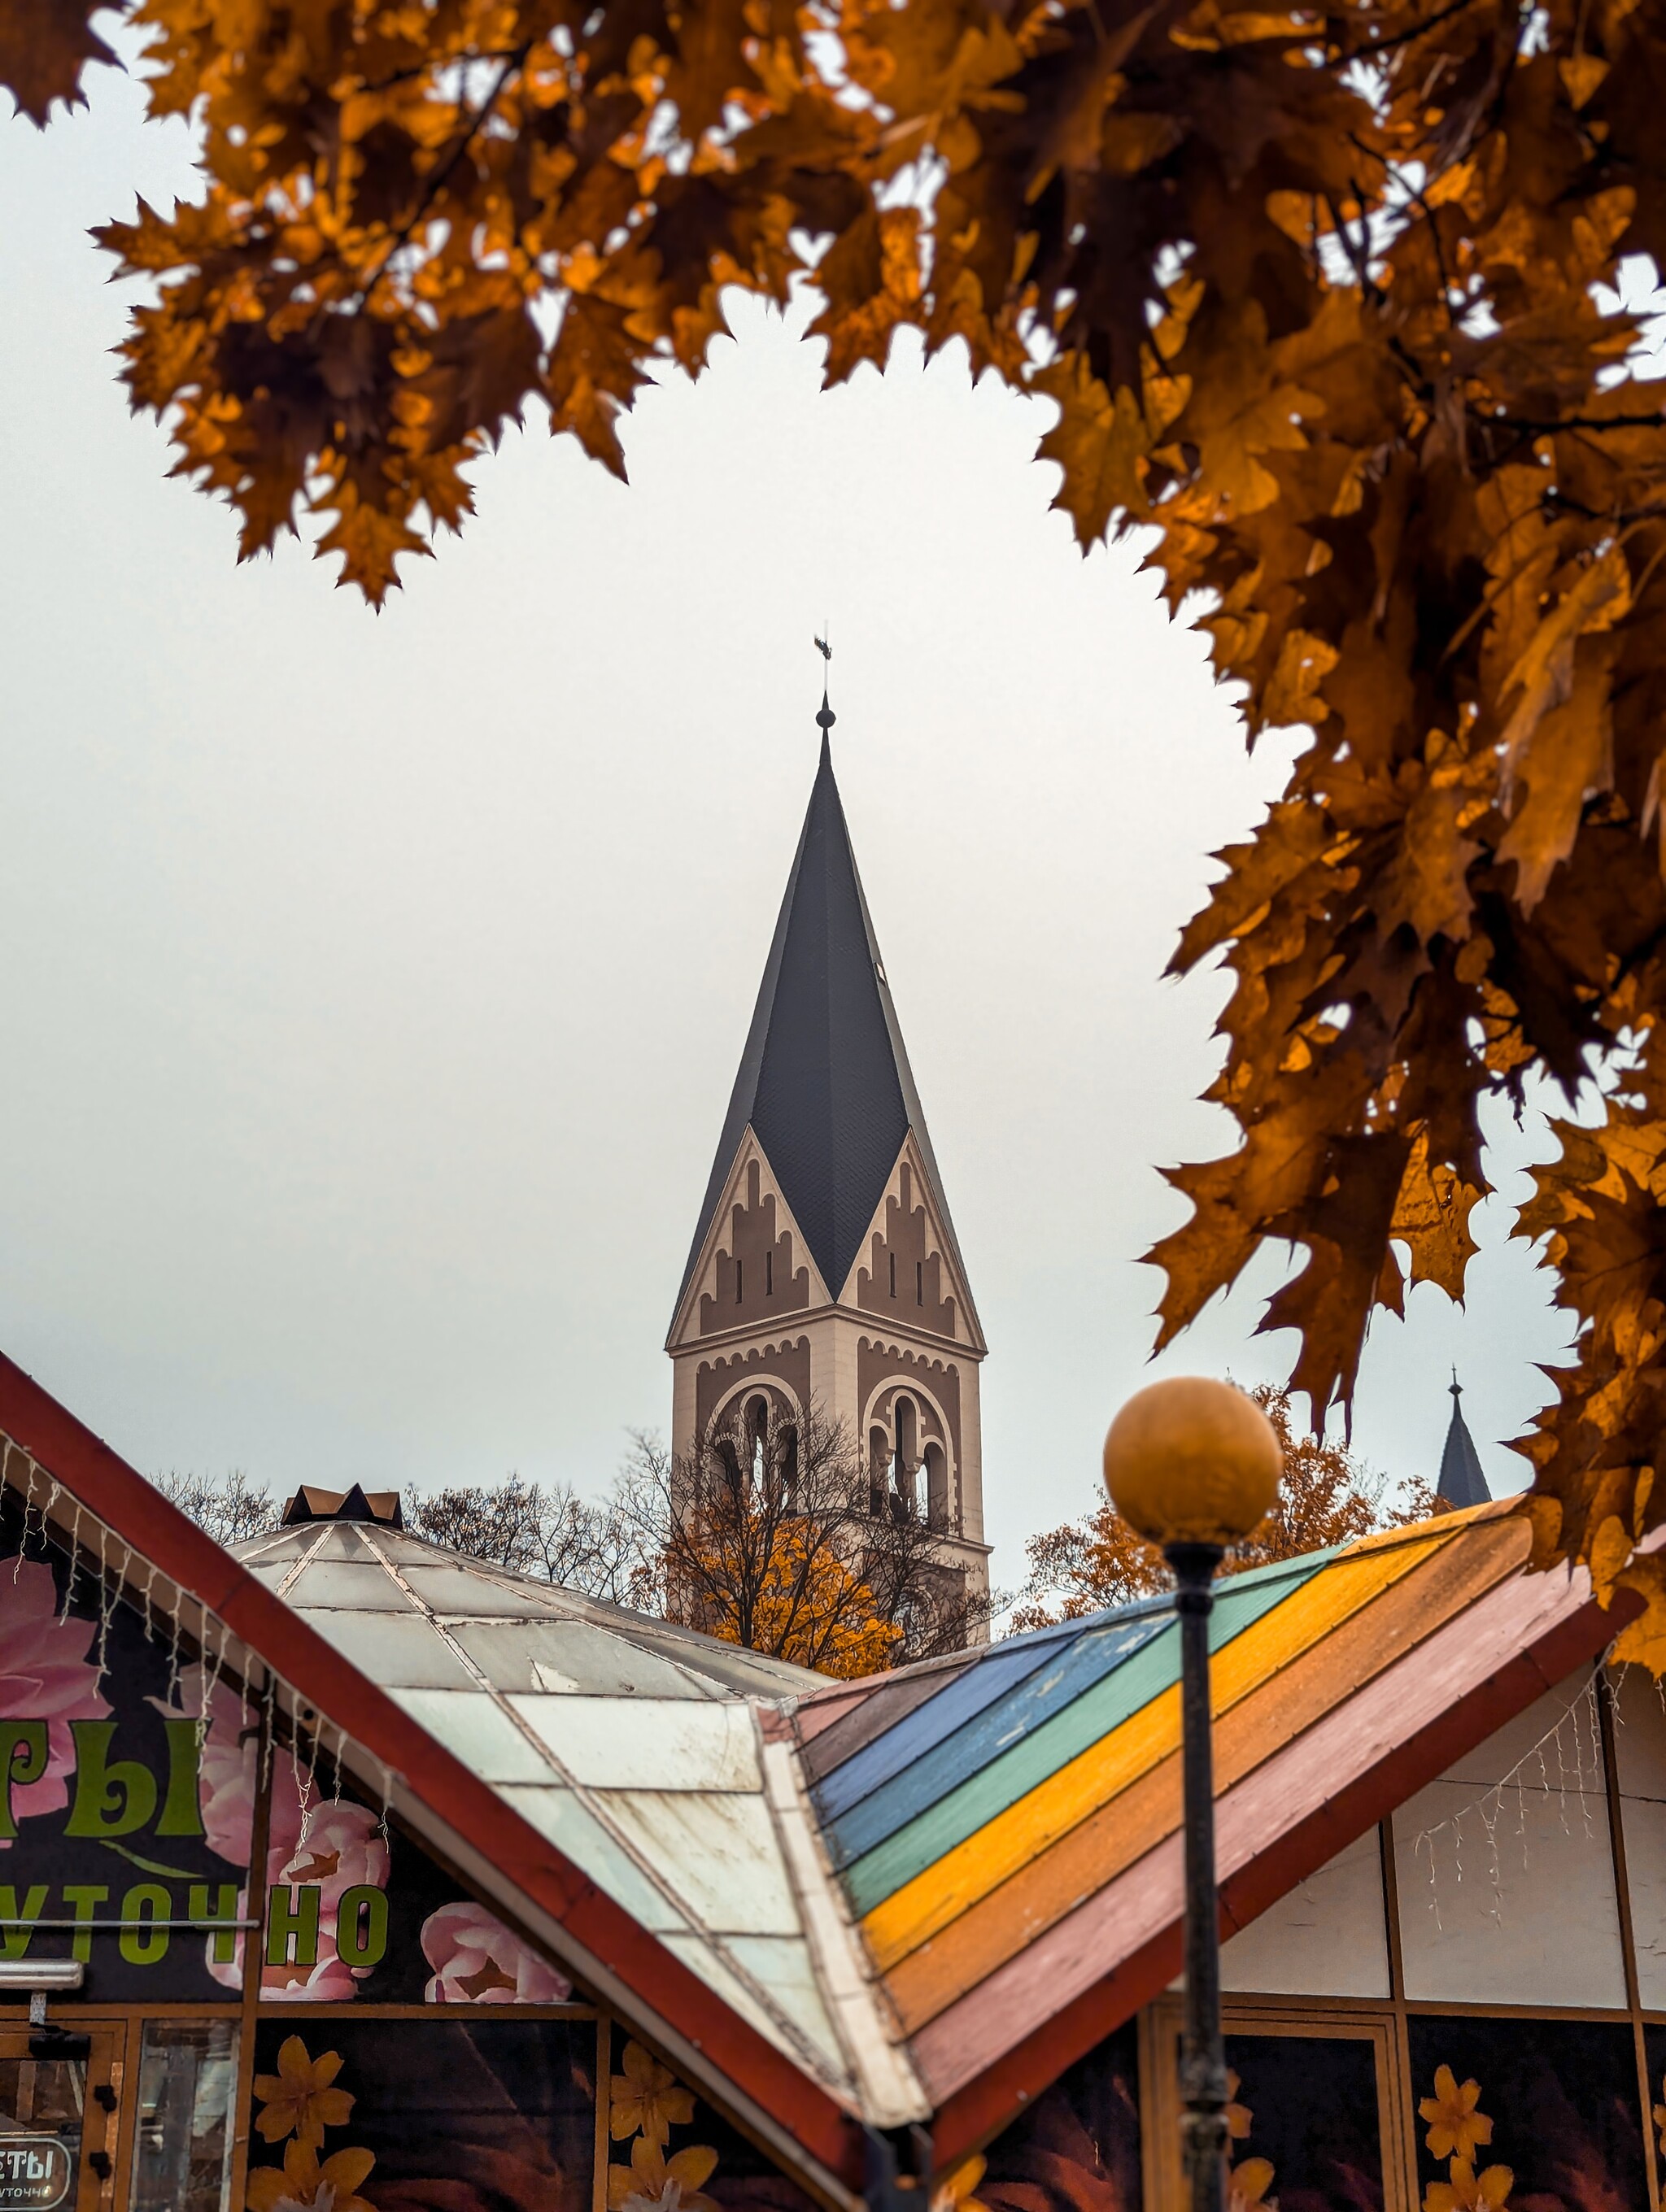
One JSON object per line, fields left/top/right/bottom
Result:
{"left": 1012, "top": 1387, "right": 1436, "bottom": 1629}
{"left": 619, "top": 1401, "right": 987, "bottom": 1677}
{"left": 7, "top": 0, "right": 1666, "bottom": 1651}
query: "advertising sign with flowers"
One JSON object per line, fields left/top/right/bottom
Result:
{"left": 1211, "top": 2036, "right": 1385, "bottom": 2212}
{"left": 0, "top": 1505, "right": 574, "bottom": 2007}
{"left": 0, "top": 1511, "right": 256, "bottom": 2001}
{"left": 250, "top": 1752, "right": 574, "bottom": 2009}
{"left": 973, "top": 2021, "right": 1142, "bottom": 2212}
{"left": 605, "top": 2031, "right": 818, "bottom": 2212}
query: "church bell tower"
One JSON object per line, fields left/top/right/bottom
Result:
{"left": 665, "top": 690, "right": 990, "bottom": 1613}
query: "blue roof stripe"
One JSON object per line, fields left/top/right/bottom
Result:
{"left": 825, "top": 1552, "right": 1332, "bottom": 1884}
{"left": 812, "top": 1621, "right": 1082, "bottom": 1819}
{"left": 823, "top": 1611, "right": 1171, "bottom": 1870}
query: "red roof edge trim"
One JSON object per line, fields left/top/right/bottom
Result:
{"left": 927, "top": 1570, "right": 1637, "bottom": 2173}
{"left": 932, "top": 1927, "right": 1177, "bottom": 2175}
{"left": 0, "top": 1353, "right": 861, "bottom": 2188}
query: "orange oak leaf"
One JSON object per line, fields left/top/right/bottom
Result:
{"left": 0, "top": 0, "right": 116, "bottom": 122}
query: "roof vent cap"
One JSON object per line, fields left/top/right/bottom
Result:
{"left": 281, "top": 1483, "right": 403, "bottom": 1528}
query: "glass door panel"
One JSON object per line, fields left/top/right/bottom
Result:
{"left": 0, "top": 2029, "right": 117, "bottom": 2212}
{"left": 128, "top": 2021, "right": 238, "bottom": 2212}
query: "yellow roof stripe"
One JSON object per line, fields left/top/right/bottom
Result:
{"left": 861, "top": 1525, "right": 1452, "bottom": 1972}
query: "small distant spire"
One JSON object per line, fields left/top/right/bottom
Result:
{"left": 1436, "top": 1369, "right": 1490, "bottom": 1511}
{"left": 814, "top": 634, "right": 835, "bottom": 743}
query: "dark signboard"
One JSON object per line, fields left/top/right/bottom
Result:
{"left": 2, "top": 1500, "right": 574, "bottom": 2009}
{"left": 246, "top": 2018, "right": 595, "bottom": 2210}
{"left": 1, "top": 1504, "right": 255, "bottom": 2001}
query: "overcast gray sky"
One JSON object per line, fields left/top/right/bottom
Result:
{"left": 0, "top": 63, "right": 1576, "bottom": 1594}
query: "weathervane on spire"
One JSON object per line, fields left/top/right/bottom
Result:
{"left": 814, "top": 632, "right": 835, "bottom": 737}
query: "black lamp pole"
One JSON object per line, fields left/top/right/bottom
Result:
{"left": 1101, "top": 1376, "right": 1280, "bottom": 2212}
{"left": 1167, "top": 1539, "right": 1228, "bottom": 2212}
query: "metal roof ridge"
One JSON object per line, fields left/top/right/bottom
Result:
{"left": 757, "top": 1708, "right": 931, "bottom": 2128}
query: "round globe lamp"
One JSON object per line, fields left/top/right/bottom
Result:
{"left": 1104, "top": 1378, "right": 1283, "bottom": 2212}
{"left": 1102, "top": 1375, "right": 1282, "bottom": 1551}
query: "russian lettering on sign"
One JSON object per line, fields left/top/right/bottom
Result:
{"left": 0, "top": 1496, "right": 255, "bottom": 2002}
{"left": 1, "top": 1494, "right": 574, "bottom": 2006}
{"left": 0, "top": 2136, "right": 74, "bottom": 2210}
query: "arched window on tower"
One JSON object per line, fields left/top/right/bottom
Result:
{"left": 779, "top": 1421, "right": 799, "bottom": 1510}
{"left": 892, "top": 1396, "right": 918, "bottom": 1516}
{"left": 896, "top": 1396, "right": 918, "bottom": 1468}
{"left": 714, "top": 1426, "right": 744, "bottom": 1493}
{"left": 924, "top": 1440, "right": 949, "bottom": 1531}
{"left": 869, "top": 1426, "right": 889, "bottom": 1517}
{"left": 746, "top": 1396, "right": 770, "bottom": 1494}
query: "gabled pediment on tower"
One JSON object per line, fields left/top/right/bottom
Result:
{"left": 843, "top": 1134, "right": 986, "bottom": 1353}
{"left": 665, "top": 1130, "right": 830, "bottom": 1352}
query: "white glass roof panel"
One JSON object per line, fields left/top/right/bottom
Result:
{"left": 316, "top": 1609, "right": 482, "bottom": 1690}
{"left": 388, "top": 1688, "right": 560, "bottom": 1783}
{"left": 388, "top": 1561, "right": 563, "bottom": 1614}
{"left": 257, "top": 1560, "right": 417, "bottom": 1609}
{"left": 723, "top": 1934, "right": 844, "bottom": 2063}
{"left": 496, "top": 1784, "right": 691, "bottom": 1934}
{"left": 452, "top": 1621, "right": 717, "bottom": 1699}
{"left": 599, "top": 1790, "right": 800, "bottom": 1936}
{"left": 658, "top": 1931, "right": 844, "bottom": 2084}
{"left": 506, "top": 1699, "right": 760, "bottom": 1791}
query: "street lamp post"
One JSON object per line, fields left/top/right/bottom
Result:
{"left": 1101, "top": 1379, "right": 1283, "bottom": 2212}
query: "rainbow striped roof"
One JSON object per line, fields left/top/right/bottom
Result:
{"left": 792, "top": 1499, "right": 1617, "bottom": 2159}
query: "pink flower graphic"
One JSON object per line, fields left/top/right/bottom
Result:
{"left": 151, "top": 1681, "right": 390, "bottom": 1999}
{"left": 421, "top": 1900, "right": 572, "bottom": 2004}
{"left": 261, "top": 1945, "right": 371, "bottom": 2004}
{"left": 165, "top": 1665, "right": 258, "bottom": 1866}
{"left": 262, "top": 1792, "right": 390, "bottom": 2001}
{"left": 155, "top": 1667, "right": 259, "bottom": 1988}
{"left": 277, "top": 1794, "right": 390, "bottom": 1897}
{"left": 0, "top": 1557, "right": 110, "bottom": 1840}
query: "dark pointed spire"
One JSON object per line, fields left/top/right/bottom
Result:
{"left": 1437, "top": 1369, "right": 1490, "bottom": 1510}
{"left": 674, "top": 692, "right": 974, "bottom": 1324}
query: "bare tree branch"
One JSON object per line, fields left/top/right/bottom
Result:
{"left": 151, "top": 1468, "right": 279, "bottom": 1547}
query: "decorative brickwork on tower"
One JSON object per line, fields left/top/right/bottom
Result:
{"left": 666, "top": 711, "right": 989, "bottom": 1626}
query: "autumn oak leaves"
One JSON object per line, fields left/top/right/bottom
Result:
{"left": 7, "top": 0, "right": 1666, "bottom": 1644}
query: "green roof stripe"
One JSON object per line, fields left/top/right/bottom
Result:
{"left": 841, "top": 1548, "right": 1334, "bottom": 1919}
